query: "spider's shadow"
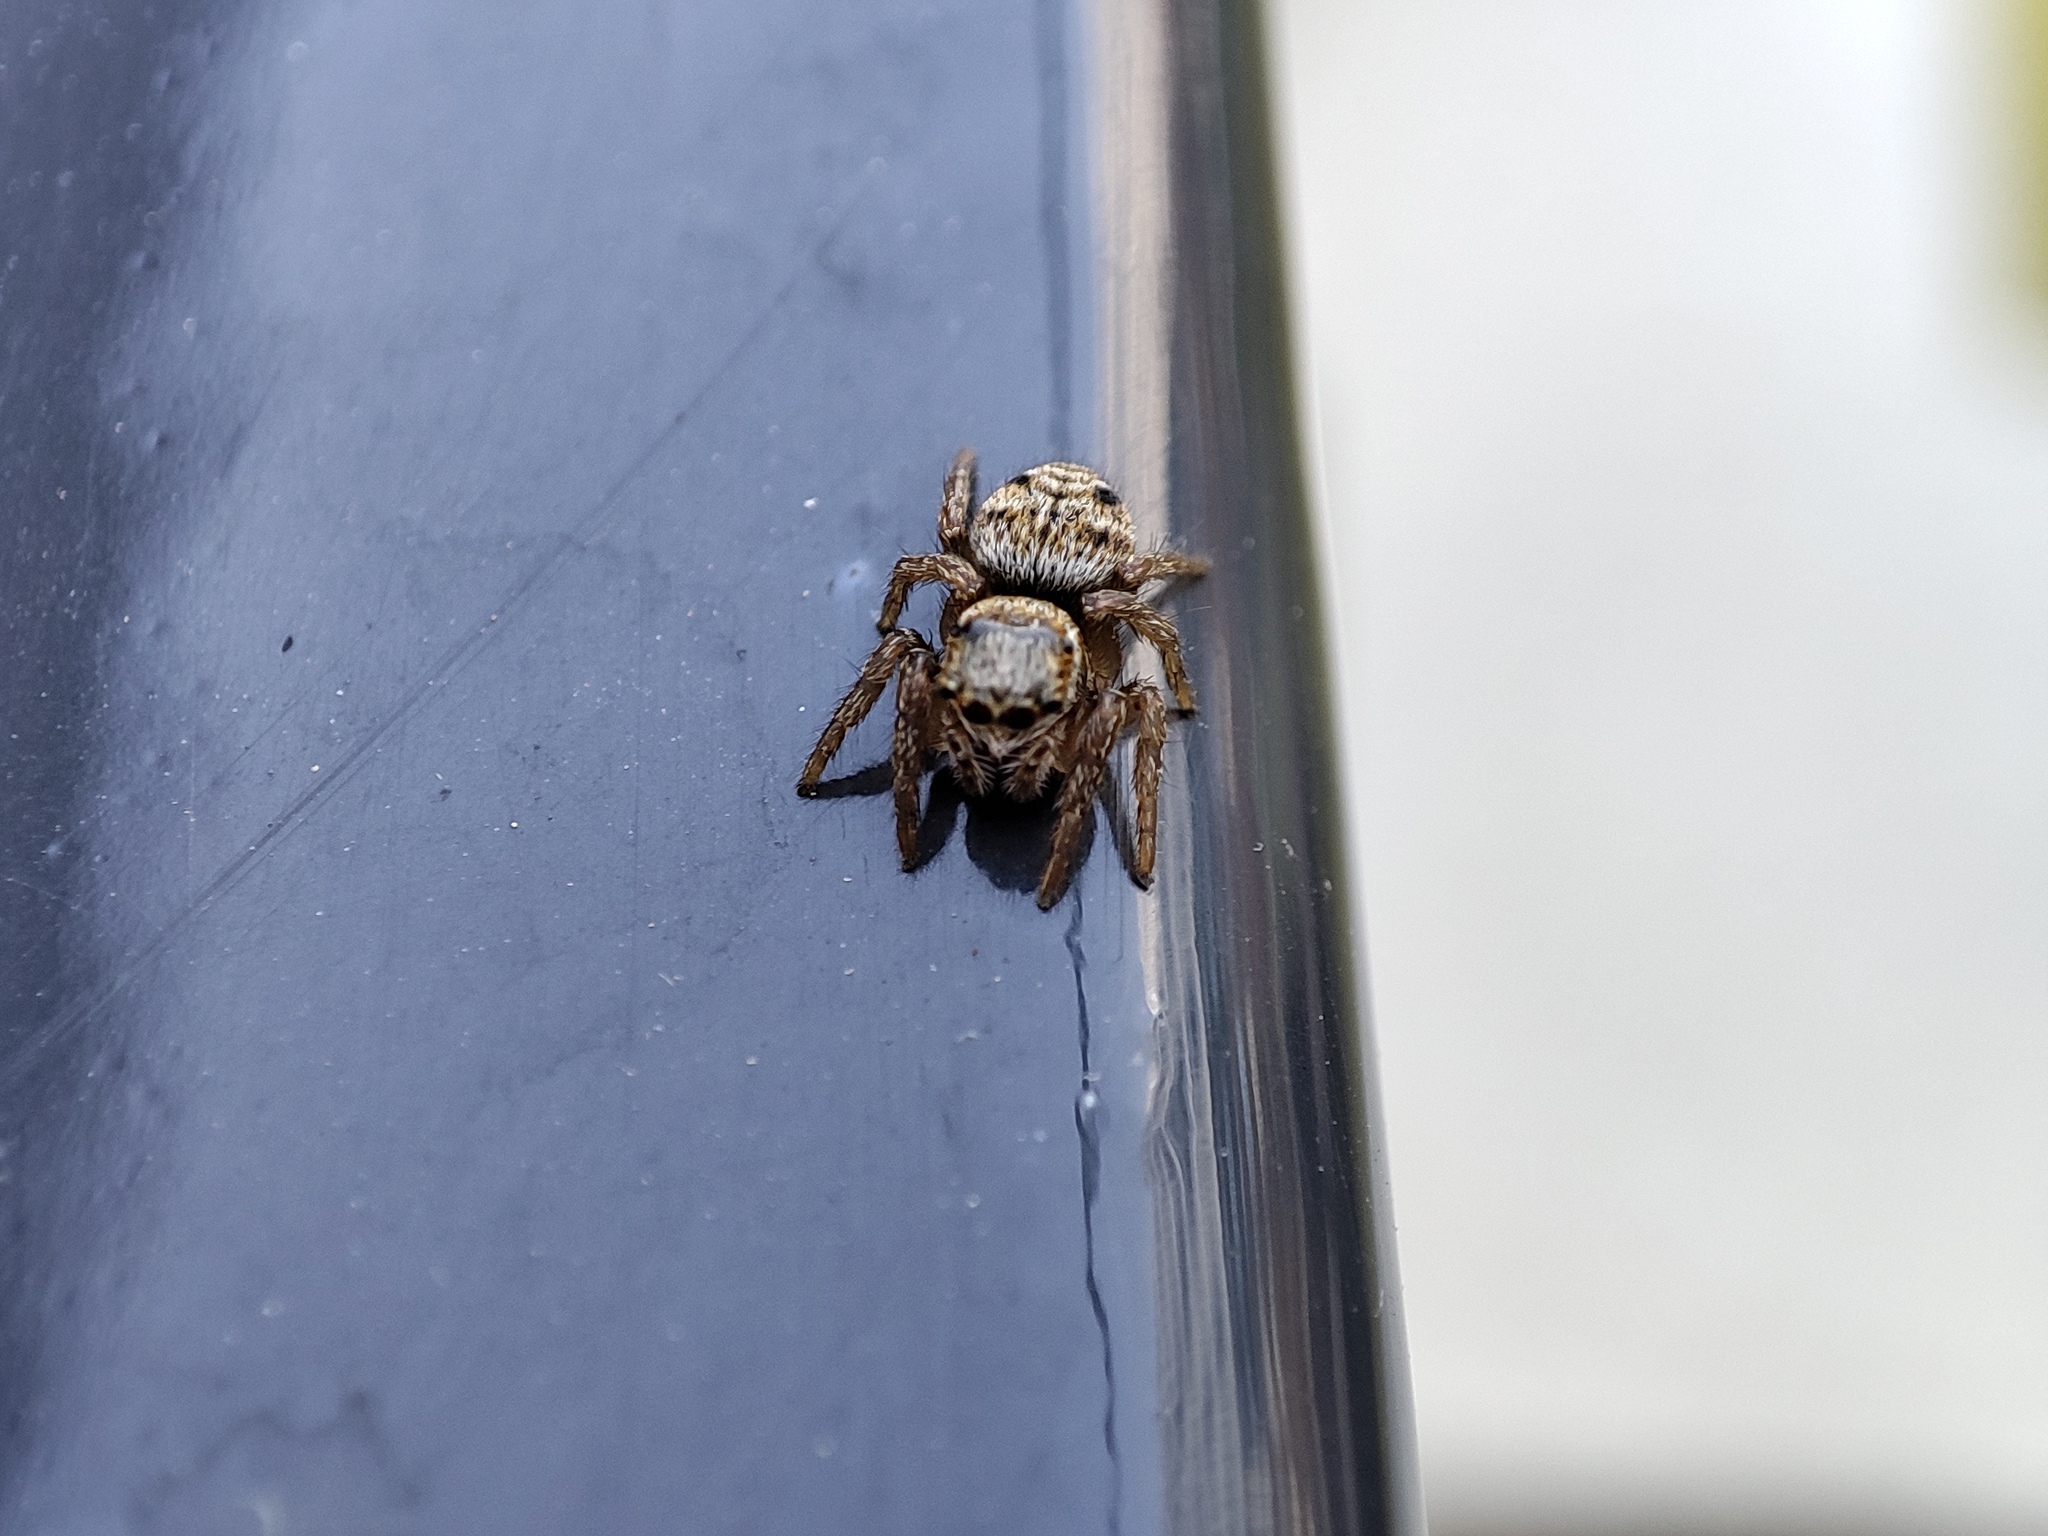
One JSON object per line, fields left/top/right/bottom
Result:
{"left": 807, "top": 760, "right": 1107, "bottom": 895}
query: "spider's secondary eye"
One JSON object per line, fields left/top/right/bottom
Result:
{"left": 1000, "top": 707, "right": 1037, "bottom": 731}
{"left": 962, "top": 702, "right": 995, "bottom": 726}
{"left": 1095, "top": 485, "right": 1121, "bottom": 506}
{"left": 1006, "top": 474, "right": 1031, "bottom": 489}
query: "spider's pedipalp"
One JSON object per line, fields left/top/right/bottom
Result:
{"left": 937, "top": 712, "right": 996, "bottom": 799}
{"left": 1000, "top": 711, "right": 1074, "bottom": 804}
{"left": 797, "top": 627, "right": 930, "bottom": 794}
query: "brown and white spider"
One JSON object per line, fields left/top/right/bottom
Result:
{"left": 796, "top": 451, "right": 1207, "bottom": 908}
{"left": 874, "top": 449, "right": 1208, "bottom": 711}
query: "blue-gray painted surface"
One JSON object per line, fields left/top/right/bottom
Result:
{"left": 2, "top": 3, "right": 1171, "bottom": 1531}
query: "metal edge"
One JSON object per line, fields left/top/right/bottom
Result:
{"left": 1094, "top": 0, "right": 1425, "bottom": 1530}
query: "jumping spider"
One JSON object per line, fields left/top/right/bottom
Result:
{"left": 797, "top": 450, "right": 1208, "bottom": 909}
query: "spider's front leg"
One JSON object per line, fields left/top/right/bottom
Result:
{"left": 1081, "top": 589, "right": 1199, "bottom": 713}
{"left": 1037, "top": 687, "right": 1136, "bottom": 910}
{"left": 876, "top": 553, "right": 984, "bottom": 637}
{"left": 891, "top": 646, "right": 938, "bottom": 869}
{"left": 797, "top": 627, "right": 930, "bottom": 795}
{"left": 937, "top": 447, "right": 977, "bottom": 556}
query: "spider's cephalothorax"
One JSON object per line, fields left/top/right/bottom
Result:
{"left": 796, "top": 449, "right": 1205, "bottom": 909}
{"left": 938, "top": 597, "right": 1083, "bottom": 728}
{"left": 874, "top": 448, "right": 1209, "bottom": 712}
{"left": 797, "top": 593, "right": 1168, "bottom": 910}
{"left": 931, "top": 596, "right": 1082, "bottom": 799}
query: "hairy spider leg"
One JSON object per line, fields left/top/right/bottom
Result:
{"left": 1120, "top": 549, "right": 1210, "bottom": 587}
{"left": 1124, "top": 682, "right": 1167, "bottom": 887}
{"left": 938, "top": 447, "right": 977, "bottom": 556}
{"left": 892, "top": 646, "right": 937, "bottom": 869}
{"left": 935, "top": 707, "right": 997, "bottom": 799}
{"left": 1038, "top": 684, "right": 1148, "bottom": 909}
{"left": 1081, "top": 588, "right": 1199, "bottom": 713}
{"left": 875, "top": 552, "right": 984, "bottom": 636}
{"left": 796, "top": 627, "right": 931, "bottom": 794}
{"left": 997, "top": 711, "right": 1079, "bottom": 804}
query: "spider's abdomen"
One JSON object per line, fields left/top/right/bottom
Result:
{"left": 966, "top": 461, "right": 1136, "bottom": 593}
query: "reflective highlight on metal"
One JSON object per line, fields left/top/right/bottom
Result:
{"left": 1100, "top": 1, "right": 1423, "bottom": 1530}
{"left": 0, "top": 0, "right": 1418, "bottom": 1530}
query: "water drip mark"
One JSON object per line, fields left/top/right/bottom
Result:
{"left": 1066, "top": 892, "right": 1122, "bottom": 1536}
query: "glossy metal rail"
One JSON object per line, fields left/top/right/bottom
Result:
{"left": 1102, "top": 1, "right": 1422, "bottom": 1530}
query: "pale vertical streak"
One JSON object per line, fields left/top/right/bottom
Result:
{"left": 2017, "top": 0, "right": 2048, "bottom": 301}
{"left": 1095, "top": 1, "right": 1271, "bottom": 1530}
{"left": 1094, "top": 0, "right": 1171, "bottom": 528}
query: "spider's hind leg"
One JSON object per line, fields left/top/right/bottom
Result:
{"left": 938, "top": 447, "right": 977, "bottom": 555}
{"left": 1120, "top": 550, "right": 1210, "bottom": 587}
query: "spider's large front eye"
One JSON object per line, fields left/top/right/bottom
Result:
{"left": 1000, "top": 706, "right": 1037, "bottom": 731}
{"left": 962, "top": 702, "right": 994, "bottom": 726}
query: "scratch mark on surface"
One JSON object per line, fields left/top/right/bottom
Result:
{"left": 2, "top": 875, "right": 81, "bottom": 913}
{"left": 0, "top": 169, "right": 880, "bottom": 1098}
{"left": 1067, "top": 890, "right": 1123, "bottom": 1536}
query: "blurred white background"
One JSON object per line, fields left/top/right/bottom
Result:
{"left": 1270, "top": 3, "right": 2048, "bottom": 1533}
